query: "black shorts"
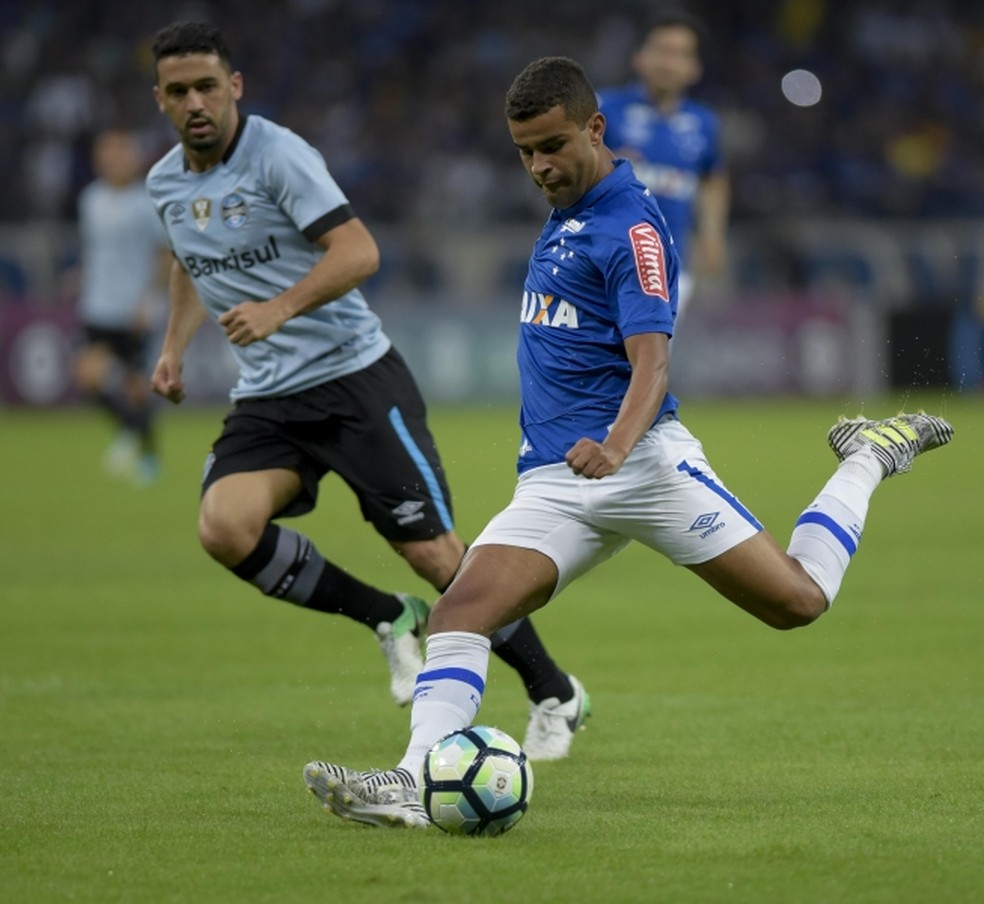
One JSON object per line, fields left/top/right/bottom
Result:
{"left": 81, "top": 325, "right": 148, "bottom": 370}
{"left": 202, "top": 347, "right": 455, "bottom": 542}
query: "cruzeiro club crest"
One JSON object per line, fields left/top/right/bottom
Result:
{"left": 192, "top": 198, "right": 211, "bottom": 231}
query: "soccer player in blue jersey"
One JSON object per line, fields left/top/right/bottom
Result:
{"left": 597, "top": 8, "right": 728, "bottom": 323}
{"left": 303, "top": 56, "right": 953, "bottom": 829}
{"left": 75, "top": 128, "right": 168, "bottom": 485}
{"left": 145, "top": 21, "right": 587, "bottom": 758}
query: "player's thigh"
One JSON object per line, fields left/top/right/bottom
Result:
{"left": 199, "top": 468, "right": 302, "bottom": 562}
{"left": 686, "top": 530, "right": 825, "bottom": 628}
{"left": 74, "top": 342, "right": 113, "bottom": 388}
{"left": 431, "top": 544, "right": 560, "bottom": 635}
{"left": 203, "top": 407, "right": 319, "bottom": 518}
{"left": 471, "top": 463, "right": 630, "bottom": 600}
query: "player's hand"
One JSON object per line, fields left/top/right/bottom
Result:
{"left": 565, "top": 438, "right": 626, "bottom": 479}
{"left": 218, "top": 301, "right": 285, "bottom": 346}
{"left": 150, "top": 355, "right": 186, "bottom": 404}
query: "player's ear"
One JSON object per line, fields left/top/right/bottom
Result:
{"left": 230, "top": 71, "right": 244, "bottom": 101}
{"left": 153, "top": 85, "right": 164, "bottom": 113}
{"left": 588, "top": 111, "right": 606, "bottom": 146}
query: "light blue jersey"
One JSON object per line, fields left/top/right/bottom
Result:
{"left": 516, "top": 159, "right": 679, "bottom": 473}
{"left": 598, "top": 85, "right": 722, "bottom": 268}
{"left": 78, "top": 179, "right": 166, "bottom": 328}
{"left": 146, "top": 114, "right": 390, "bottom": 399}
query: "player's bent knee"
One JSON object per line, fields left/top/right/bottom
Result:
{"left": 392, "top": 533, "right": 465, "bottom": 587}
{"left": 768, "top": 587, "right": 827, "bottom": 631}
{"left": 197, "top": 512, "right": 260, "bottom": 567}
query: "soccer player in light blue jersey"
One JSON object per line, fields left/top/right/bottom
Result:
{"left": 146, "top": 22, "right": 587, "bottom": 759}
{"left": 304, "top": 56, "right": 953, "bottom": 829}
{"left": 75, "top": 128, "right": 168, "bottom": 485}
{"left": 597, "top": 7, "right": 728, "bottom": 323}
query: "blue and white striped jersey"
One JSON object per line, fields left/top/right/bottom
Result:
{"left": 146, "top": 114, "right": 390, "bottom": 400}
{"left": 516, "top": 159, "right": 679, "bottom": 473}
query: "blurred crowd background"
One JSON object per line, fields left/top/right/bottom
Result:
{"left": 1, "top": 0, "right": 982, "bottom": 404}
{"left": 5, "top": 0, "right": 984, "bottom": 223}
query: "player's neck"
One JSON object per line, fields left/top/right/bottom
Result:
{"left": 648, "top": 88, "right": 685, "bottom": 116}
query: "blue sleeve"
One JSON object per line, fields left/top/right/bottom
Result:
{"left": 602, "top": 216, "right": 677, "bottom": 338}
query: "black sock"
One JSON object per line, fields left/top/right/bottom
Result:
{"left": 125, "top": 405, "right": 156, "bottom": 455}
{"left": 95, "top": 390, "right": 131, "bottom": 426}
{"left": 231, "top": 523, "right": 403, "bottom": 628}
{"left": 490, "top": 618, "right": 572, "bottom": 704}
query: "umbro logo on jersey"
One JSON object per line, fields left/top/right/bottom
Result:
{"left": 559, "top": 217, "right": 585, "bottom": 233}
{"left": 392, "top": 500, "right": 425, "bottom": 526}
{"left": 628, "top": 222, "right": 669, "bottom": 301}
{"left": 167, "top": 203, "right": 186, "bottom": 223}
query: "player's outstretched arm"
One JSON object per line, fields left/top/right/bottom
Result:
{"left": 151, "top": 259, "right": 207, "bottom": 404}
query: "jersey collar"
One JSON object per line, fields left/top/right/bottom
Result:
{"left": 182, "top": 113, "right": 249, "bottom": 172}
{"left": 551, "top": 158, "right": 635, "bottom": 218}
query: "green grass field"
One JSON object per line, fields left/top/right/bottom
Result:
{"left": 2, "top": 394, "right": 982, "bottom": 903}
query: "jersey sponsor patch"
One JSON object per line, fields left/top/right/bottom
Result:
{"left": 628, "top": 222, "right": 669, "bottom": 300}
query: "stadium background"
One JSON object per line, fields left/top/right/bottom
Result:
{"left": 1, "top": 0, "right": 983, "bottom": 405}
{"left": 3, "top": 6, "right": 982, "bottom": 900}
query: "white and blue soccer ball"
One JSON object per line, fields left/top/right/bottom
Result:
{"left": 420, "top": 725, "right": 534, "bottom": 836}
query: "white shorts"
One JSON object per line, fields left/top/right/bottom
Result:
{"left": 471, "top": 418, "right": 763, "bottom": 598}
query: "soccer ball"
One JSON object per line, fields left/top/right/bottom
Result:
{"left": 420, "top": 725, "right": 534, "bottom": 836}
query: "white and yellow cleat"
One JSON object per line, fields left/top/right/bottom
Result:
{"left": 826, "top": 412, "right": 953, "bottom": 477}
{"left": 303, "top": 762, "right": 430, "bottom": 829}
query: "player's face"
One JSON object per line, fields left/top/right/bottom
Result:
{"left": 92, "top": 131, "right": 142, "bottom": 187}
{"left": 154, "top": 52, "right": 243, "bottom": 166}
{"left": 632, "top": 25, "right": 701, "bottom": 100}
{"left": 508, "top": 105, "right": 608, "bottom": 210}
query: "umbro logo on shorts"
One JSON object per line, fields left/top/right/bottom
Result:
{"left": 689, "top": 511, "right": 725, "bottom": 539}
{"left": 392, "top": 500, "right": 425, "bottom": 526}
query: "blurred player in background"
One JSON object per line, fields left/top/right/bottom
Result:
{"left": 74, "top": 127, "right": 168, "bottom": 485}
{"left": 145, "top": 21, "right": 587, "bottom": 759}
{"left": 303, "top": 56, "right": 953, "bottom": 829}
{"left": 598, "top": 7, "right": 729, "bottom": 324}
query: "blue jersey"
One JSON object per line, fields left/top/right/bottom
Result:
{"left": 146, "top": 114, "right": 390, "bottom": 400}
{"left": 516, "top": 159, "right": 679, "bottom": 474}
{"left": 597, "top": 84, "right": 722, "bottom": 267}
{"left": 77, "top": 179, "right": 166, "bottom": 329}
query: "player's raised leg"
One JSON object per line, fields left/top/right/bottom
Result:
{"left": 690, "top": 411, "right": 953, "bottom": 626}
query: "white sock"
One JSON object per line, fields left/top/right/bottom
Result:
{"left": 396, "top": 631, "right": 491, "bottom": 781}
{"left": 787, "top": 449, "right": 884, "bottom": 605}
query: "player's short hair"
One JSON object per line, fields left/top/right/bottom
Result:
{"left": 505, "top": 57, "right": 598, "bottom": 127}
{"left": 151, "top": 21, "right": 233, "bottom": 71}
{"left": 643, "top": 6, "right": 708, "bottom": 52}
